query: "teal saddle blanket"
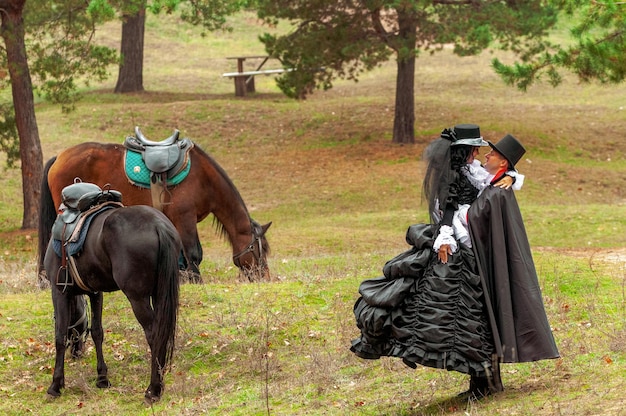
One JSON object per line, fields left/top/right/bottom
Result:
{"left": 124, "top": 149, "right": 191, "bottom": 188}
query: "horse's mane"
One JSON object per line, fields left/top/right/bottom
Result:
{"left": 194, "top": 143, "right": 250, "bottom": 242}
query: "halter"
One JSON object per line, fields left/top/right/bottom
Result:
{"left": 232, "top": 223, "right": 266, "bottom": 270}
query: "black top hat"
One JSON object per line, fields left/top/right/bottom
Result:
{"left": 488, "top": 134, "right": 526, "bottom": 169}
{"left": 451, "top": 123, "right": 488, "bottom": 146}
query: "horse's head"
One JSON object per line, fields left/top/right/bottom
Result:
{"left": 233, "top": 220, "right": 272, "bottom": 282}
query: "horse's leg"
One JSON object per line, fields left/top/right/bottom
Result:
{"left": 47, "top": 287, "right": 71, "bottom": 397}
{"left": 188, "top": 233, "right": 203, "bottom": 281}
{"left": 177, "top": 220, "right": 202, "bottom": 283}
{"left": 127, "top": 297, "right": 163, "bottom": 403}
{"left": 88, "top": 292, "right": 110, "bottom": 389}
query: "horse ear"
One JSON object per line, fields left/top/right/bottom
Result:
{"left": 261, "top": 222, "right": 272, "bottom": 235}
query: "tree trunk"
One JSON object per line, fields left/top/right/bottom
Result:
{"left": 114, "top": 5, "right": 145, "bottom": 93}
{"left": 391, "top": 9, "right": 418, "bottom": 144}
{"left": 393, "top": 55, "right": 416, "bottom": 144}
{"left": 0, "top": 0, "right": 44, "bottom": 229}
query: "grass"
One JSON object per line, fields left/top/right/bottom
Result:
{"left": 2, "top": 264, "right": 625, "bottom": 415}
{"left": 1, "top": 9, "right": 626, "bottom": 416}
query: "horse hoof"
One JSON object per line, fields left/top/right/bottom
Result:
{"left": 144, "top": 392, "right": 161, "bottom": 405}
{"left": 96, "top": 378, "right": 111, "bottom": 389}
{"left": 46, "top": 387, "right": 61, "bottom": 398}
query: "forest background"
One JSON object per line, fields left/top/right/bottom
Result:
{"left": 0, "top": 7, "right": 626, "bottom": 416}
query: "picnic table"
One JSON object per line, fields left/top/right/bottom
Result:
{"left": 223, "top": 55, "right": 289, "bottom": 96}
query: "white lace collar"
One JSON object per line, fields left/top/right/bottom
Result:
{"left": 461, "top": 160, "right": 490, "bottom": 192}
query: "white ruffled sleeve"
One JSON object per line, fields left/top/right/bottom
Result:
{"left": 433, "top": 225, "right": 458, "bottom": 253}
{"left": 507, "top": 171, "right": 525, "bottom": 190}
{"left": 452, "top": 204, "right": 472, "bottom": 248}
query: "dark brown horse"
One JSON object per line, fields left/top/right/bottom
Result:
{"left": 43, "top": 205, "right": 181, "bottom": 404}
{"left": 39, "top": 137, "right": 271, "bottom": 283}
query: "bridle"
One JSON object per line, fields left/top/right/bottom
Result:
{"left": 232, "top": 223, "right": 266, "bottom": 270}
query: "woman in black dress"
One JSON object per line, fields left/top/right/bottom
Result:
{"left": 350, "top": 124, "right": 517, "bottom": 398}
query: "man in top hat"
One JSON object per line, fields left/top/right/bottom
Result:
{"left": 484, "top": 133, "right": 527, "bottom": 178}
{"left": 464, "top": 134, "right": 560, "bottom": 398}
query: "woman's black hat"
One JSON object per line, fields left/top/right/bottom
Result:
{"left": 451, "top": 124, "right": 488, "bottom": 147}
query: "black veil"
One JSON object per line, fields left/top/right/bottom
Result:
{"left": 422, "top": 128, "right": 456, "bottom": 223}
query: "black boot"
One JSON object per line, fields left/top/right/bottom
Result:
{"left": 457, "top": 375, "right": 491, "bottom": 400}
{"left": 458, "top": 357, "right": 504, "bottom": 400}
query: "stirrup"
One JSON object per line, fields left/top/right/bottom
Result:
{"left": 55, "top": 265, "right": 73, "bottom": 293}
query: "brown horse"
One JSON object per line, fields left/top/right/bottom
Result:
{"left": 39, "top": 138, "right": 271, "bottom": 283}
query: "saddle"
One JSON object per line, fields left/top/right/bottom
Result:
{"left": 51, "top": 181, "right": 123, "bottom": 292}
{"left": 123, "top": 126, "right": 193, "bottom": 211}
{"left": 123, "top": 126, "right": 193, "bottom": 181}
{"left": 52, "top": 182, "right": 123, "bottom": 244}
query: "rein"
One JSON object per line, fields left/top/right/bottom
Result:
{"left": 67, "top": 296, "right": 90, "bottom": 349}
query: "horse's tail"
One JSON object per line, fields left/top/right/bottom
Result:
{"left": 38, "top": 156, "right": 58, "bottom": 282}
{"left": 152, "top": 222, "right": 181, "bottom": 371}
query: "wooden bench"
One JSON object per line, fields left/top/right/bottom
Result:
{"left": 223, "top": 56, "right": 290, "bottom": 96}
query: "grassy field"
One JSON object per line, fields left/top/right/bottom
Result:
{"left": 1, "top": 10, "right": 626, "bottom": 416}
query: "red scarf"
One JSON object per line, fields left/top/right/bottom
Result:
{"left": 490, "top": 167, "right": 508, "bottom": 184}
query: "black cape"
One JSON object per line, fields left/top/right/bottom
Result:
{"left": 468, "top": 186, "right": 559, "bottom": 363}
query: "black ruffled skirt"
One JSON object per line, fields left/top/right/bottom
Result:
{"left": 350, "top": 224, "right": 495, "bottom": 377}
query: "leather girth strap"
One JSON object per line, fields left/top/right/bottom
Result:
{"left": 67, "top": 256, "right": 91, "bottom": 292}
{"left": 56, "top": 225, "right": 93, "bottom": 293}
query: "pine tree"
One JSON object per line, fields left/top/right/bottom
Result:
{"left": 493, "top": 0, "right": 626, "bottom": 90}
{"left": 256, "top": 0, "right": 562, "bottom": 144}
